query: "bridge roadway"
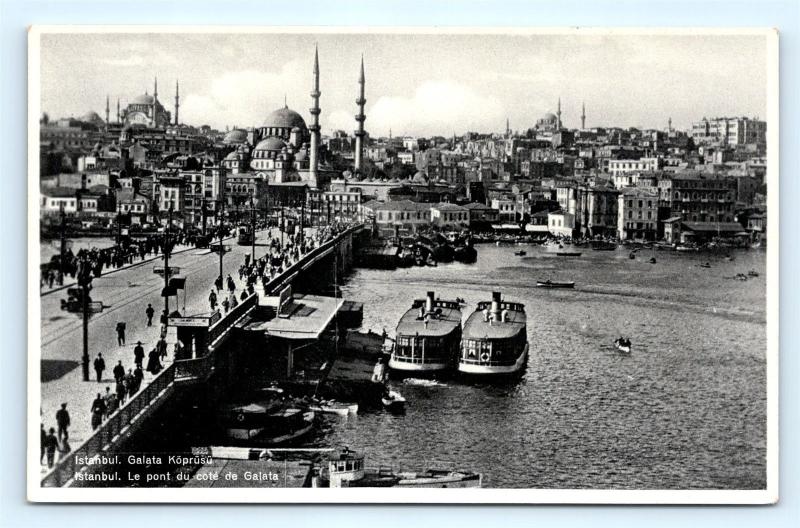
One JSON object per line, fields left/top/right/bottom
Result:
{"left": 38, "top": 224, "right": 362, "bottom": 487}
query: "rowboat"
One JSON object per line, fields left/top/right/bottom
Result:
{"left": 556, "top": 252, "right": 582, "bottom": 257}
{"left": 381, "top": 390, "right": 406, "bottom": 412}
{"left": 614, "top": 339, "right": 632, "bottom": 353}
{"left": 514, "top": 250, "right": 527, "bottom": 256}
{"left": 308, "top": 399, "right": 358, "bottom": 417}
{"left": 536, "top": 280, "right": 575, "bottom": 289}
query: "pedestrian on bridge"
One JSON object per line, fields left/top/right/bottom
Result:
{"left": 43, "top": 428, "right": 58, "bottom": 468}
{"left": 115, "top": 378, "right": 127, "bottom": 405}
{"left": 156, "top": 337, "right": 168, "bottom": 361}
{"left": 90, "top": 393, "right": 106, "bottom": 430}
{"left": 145, "top": 304, "right": 155, "bottom": 326}
{"left": 93, "top": 353, "right": 105, "bottom": 383}
{"left": 134, "top": 341, "right": 145, "bottom": 369}
{"left": 55, "top": 403, "right": 70, "bottom": 442}
{"left": 116, "top": 321, "right": 127, "bottom": 346}
{"left": 215, "top": 275, "right": 223, "bottom": 292}
{"left": 209, "top": 290, "right": 217, "bottom": 310}
{"left": 113, "top": 360, "right": 125, "bottom": 383}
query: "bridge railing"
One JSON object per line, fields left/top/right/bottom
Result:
{"left": 41, "top": 364, "right": 176, "bottom": 487}
{"left": 206, "top": 293, "right": 257, "bottom": 346}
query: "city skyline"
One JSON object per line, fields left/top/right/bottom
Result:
{"left": 40, "top": 31, "right": 768, "bottom": 136}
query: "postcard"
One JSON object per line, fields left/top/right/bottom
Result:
{"left": 28, "top": 26, "right": 778, "bottom": 503}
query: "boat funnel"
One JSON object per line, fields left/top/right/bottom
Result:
{"left": 426, "top": 291, "right": 435, "bottom": 313}
{"left": 491, "top": 291, "right": 502, "bottom": 320}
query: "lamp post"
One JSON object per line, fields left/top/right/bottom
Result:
{"left": 250, "top": 196, "right": 256, "bottom": 262}
{"left": 59, "top": 203, "right": 66, "bottom": 285}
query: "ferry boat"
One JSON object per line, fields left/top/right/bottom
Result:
{"left": 314, "top": 448, "right": 482, "bottom": 488}
{"left": 458, "top": 292, "right": 528, "bottom": 376}
{"left": 388, "top": 291, "right": 462, "bottom": 375}
{"left": 218, "top": 400, "right": 315, "bottom": 445}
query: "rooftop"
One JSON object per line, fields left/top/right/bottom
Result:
{"left": 463, "top": 306, "right": 526, "bottom": 340}
{"left": 397, "top": 300, "right": 462, "bottom": 338}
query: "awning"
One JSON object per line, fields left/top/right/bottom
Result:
{"left": 245, "top": 294, "right": 343, "bottom": 340}
{"left": 525, "top": 224, "right": 549, "bottom": 232}
{"left": 491, "top": 224, "right": 521, "bottom": 230}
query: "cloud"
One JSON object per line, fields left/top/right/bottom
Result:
{"left": 350, "top": 81, "right": 506, "bottom": 137}
{"left": 180, "top": 62, "right": 307, "bottom": 129}
{"left": 101, "top": 56, "right": 145, "bottom": 67}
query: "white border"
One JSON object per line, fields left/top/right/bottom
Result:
{"left": 27, "top": 25, "right": 779, "bottom": 504}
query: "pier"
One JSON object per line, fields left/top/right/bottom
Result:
{"left": 40, "top": 224, "right": 363, "bottom": 487}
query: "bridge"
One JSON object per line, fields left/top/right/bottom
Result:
{"left": 40, "top": 224, "right": 363, "bottom": 487}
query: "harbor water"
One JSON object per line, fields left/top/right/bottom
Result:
{"left": 319, "top": 244, "right": 767, "bottom": 489}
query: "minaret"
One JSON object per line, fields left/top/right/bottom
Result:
{"left": 116, "top": 98, "right": 120, "bottom": 123}
{"left": 581, "top": 101, "right": 586, "bottom": 130}
{"left": 105, "top": 95, "right": 110, "bottom": 127}
{"left": 152, "top": 77, "right": 159, "bottom": 127}
{"left": 354, "top": 55, "right": 367, "bottom": 173}
{"left": 309, "top": 45, "right": 321, "bottom": 185}
{"left": 557, "top": 97, "right": 562, "bottom": 129}
{"left": 668, "top": 117, "right": 672, "bottom": 132}
{"left": 506, "top": 117, "right": 510, "bottom": 137}
{"left": 174, "top": 80, "right": 180, "bottom": 126}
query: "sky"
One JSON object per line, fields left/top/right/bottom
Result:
{"left": 38, "top": 31, "right": 769, "bottom": 136}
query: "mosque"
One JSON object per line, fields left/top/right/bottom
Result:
{"left": 220, "top": 48, "right": 368, "bottom": 190}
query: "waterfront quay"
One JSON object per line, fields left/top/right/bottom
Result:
{"left": 38, "top": 223, "right": 362, "bottom": 486}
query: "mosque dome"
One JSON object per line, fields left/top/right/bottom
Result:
{"left": 541, "top": 112, "right": 557, "bottom": 122}
{"left": 254, "top": 137, "right": 286, "bottom": 152}
{"left": 224, "top": 151, "right": 241, "bottom": 161}
{"left": 223, "top": 129, "right": 248, "bottom": 145}
{"left": 263, "top": 107, "right": 307, "bottom": 131}
{"left": 132, "top": 94, "right": 155, "bottom": 105}
{"left": 81, "top": 111, "right": 104, "bottom": 124}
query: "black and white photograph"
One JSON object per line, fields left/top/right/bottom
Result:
{"left": 27, "top": 27, "right": 778, "bottom": 503}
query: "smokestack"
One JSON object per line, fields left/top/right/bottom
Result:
{"left": 426, "top": 291, "right": 435, "bottom": 313}
{"left": 491, "top": 291, "right": 502, "bottom": 320}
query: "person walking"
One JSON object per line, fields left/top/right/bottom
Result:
{"left": 115, "top": 321, "right": 126, "bottom": 346}
{"left": 146, "top": 349, "right": 162, "bottom": 375}
{"left": 221, "top": 297, "right": 230, "bottom": 313}
{"left": 215, "top": 275, "right": 223, "bottom": 292}
{"left": 160, "top": 309, "right": 168, "bottom": 328}
{"left": 115, "top": 377, "right": 127, "bottom": 405}
{"left": 40, "top": 424, "right": 46, "bottom": 465}
{"left": 112, "top": 360, "right": 125, "bottom": 383}
{"left": 126, "top": 369, "right": 137, "bottom": 398}
{"left": 55, "top": 403, "right": 70, "bottom": 442}
{"left": 102, "top": 387, "right": 115, "bottom": 418}
{"left": 145, "top": 304, "right": 155, "bottom": 326}
{"left": 156, "top": 337, "right": 168, "bottom": 361}
{"left": 209, "top": 290, "right": 217, "bottom": 310}
{"left": 90, "top": 393, "right": 106, "bottom": 430}
{"left": 43, "top": 428, "right": 58, "bottom": 468}
{"left": 133, "top": 341, "right": 145, "bottom": 369}
{"left": 93, "top": 353, "right": 105, "bottom": 383}
{"left": 133, "top": 366, "right": 144, "bottom": 392}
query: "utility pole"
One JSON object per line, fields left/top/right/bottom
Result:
{"left": 250, "top": 197, "right": 256, "bottom": 262}
{"left": 116, "top": 211, "right": 122, "bottom": 246}
{"left": 218, "top": 209, "right": 224, "bottom": 283}
{"left": 77, "top": 259, "right": 92, "bottom": 382}
{"left": 164, "top": 205, "right": 173, "bottom": 325}
{"left": 59, "top": 203, "right": 66, "bottom": 285}
{"left": 281, "top": 206, "right": 285, "bottom": 247}
{"left": 300, "top": 198, "right": 305, "bottom": 247}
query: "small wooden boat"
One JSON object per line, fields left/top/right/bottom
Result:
{"left": 614, "top": 338, "right": 632, "bottom": 353}
{"left": 556, "top": 252, "right": 582, "bottom": 257}
{"left": 536, "top": 280, "right": 575, "bottom": 289}
{"left": 514, "top": 250, "right": 527, "bottom": 256}
{"left": 699, "top": 262, "right": 711, "bottom": 268}
{"left": 649, "top": 257, "right": 657, "bottom": 264}
{"left": 308, "top": 399, "right": 358, "bottom": 417}
{"left": 629, "top": 252, "right": 636, "bottom": 260}
{"left": 748, "top": 270, "right": 759, "bottom": 277}
{"left": 381, "top": 389, "right": 406, "bottom": 412}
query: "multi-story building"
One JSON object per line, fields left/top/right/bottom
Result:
{"left": 362, "top": 199, "right": 431, "bottom": 237}
{"left": 658, "top": 173, "right": 737, "bottom": 223}
{"left": 608, "top": 157, "right": 662, "bottom": 177}
{"left": 429, "top": 203, "right": 469, "bottom": 230}
{"left": 691, "top": 117, "right": 766, "bottom": 146}
{"left": 617, "top": 187, "right": 660, "bottom": 240}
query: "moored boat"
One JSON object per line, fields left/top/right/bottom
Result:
{"left": 308, "top": 398, "right": 358, "bottom": 416}
{"left": 389, "top": 291, "right": 462, "bottom": 375}
{"left": 458, "top": 292, "right": 528, "bottom": 376}
{"left": 556, "top": 251, "right": 582, "bottom": 257}
{"left": 514, "top": 250, "right": 527, "bottom": 256}
{"left": 536, "top": 279, "right": 575, "bottom": 289}
{"left": 218, "top": 400, "right": 316, "bottom": 445}
{"left": 316, "top": 448, "right": 482, "bottom": 488}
